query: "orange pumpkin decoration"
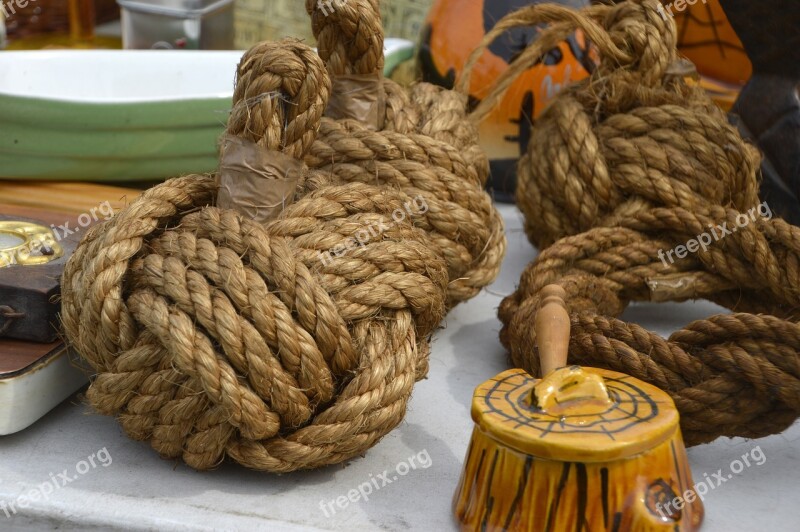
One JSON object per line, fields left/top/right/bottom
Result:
{"left": 667, "top": 0, "right": 752, "bottom": 110}
{"left": 418, "top": 0, "right": 753, "bottom": 197}
{"left": 418, "top": 0, "right": 596, "bottom": 199}
{"left": 671, "top": 0, "right": 751, "bottom": 84}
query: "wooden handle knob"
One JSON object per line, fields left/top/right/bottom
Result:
{"left": 535, "top": 284, "right": 570, "bottom": 377}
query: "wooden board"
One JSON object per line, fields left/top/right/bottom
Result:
{"left": 0, "top": 181, "right": 142, "bottom": 341}
{"left": 0, "top": 180, "right": 141, "bottom": 433}
{"left": 0, "top": 338, "right": 63, "bottom": 376}
{"left": 0, "top": 180, "right": 142, "bottom": 215}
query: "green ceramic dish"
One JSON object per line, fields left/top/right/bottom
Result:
{"left": 0, "top": 41, "right": 414, "bottom": 182}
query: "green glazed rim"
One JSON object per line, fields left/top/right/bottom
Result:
{"left": 0, "top": 44, "right": 416, "bottom": 182}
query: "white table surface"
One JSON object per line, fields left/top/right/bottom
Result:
{"left": 0, "top": 204, "right": 797, "bottom": 531}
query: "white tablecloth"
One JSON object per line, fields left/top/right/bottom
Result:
{"left": 1, "top": 204, "right": 797, "bottom": 531}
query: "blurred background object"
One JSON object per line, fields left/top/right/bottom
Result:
{"left": 0, "top": 11, "right": 7, "bottom": 49}
{"left": 0, "top": 50, "right": 241, "bottom": 182}
{"left": 418, "top": 0, "right": 594, "bottom": 202}
{"left": 118, "top": 0, "right": 235, "bottom": 50}
{"left": 233, "top": 0, "right": 433, "bottom": 49}
{"left": 719, "top": 0, "right": 800, "bottom": 225}
{"left": 3, "top": 0, "right": 121, "bottom": 49}
{"left": 234, "top": 0, "right": 311, "bottom": 47}
{"left": 668, "top": 0, "right": 750, "bottom": 111}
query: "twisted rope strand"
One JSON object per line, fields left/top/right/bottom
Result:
{"left": 485, "top": 0, "right": 800, "bottom": 445}
{"left": 303, "top": 0, "right": 505, "bottom": 307}
{"left": 63, "top": 8, "right": 501, "bottom": 470}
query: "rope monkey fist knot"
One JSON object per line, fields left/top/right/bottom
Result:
{"left": 506, "top": 0, "right": 761, "bottom": 249}
{"left": 61, "top": 40, "right": 460, "bottom": 472}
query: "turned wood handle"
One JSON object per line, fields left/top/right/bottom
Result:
{"left": 535, "top": 285, "right": 570, "bottom": 377}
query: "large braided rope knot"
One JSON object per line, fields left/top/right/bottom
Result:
{"left": 466, "top": 0, "right": 800, "bottom": 446}
{"left": 61, "top": 40, "right": 453, "bottom": 472}
{"left": 464, "top": 0, "right": 759, "bottom": 250}
{"left": 304, "top": 0, "right": 506, "bottom": 307}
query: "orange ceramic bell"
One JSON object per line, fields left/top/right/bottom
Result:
{"left": 453, "top": 286, "right": 703, "bottom": 531}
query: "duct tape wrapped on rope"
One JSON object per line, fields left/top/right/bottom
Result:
{"left": 61, "top": 39, "right": 468, "bottom": 472}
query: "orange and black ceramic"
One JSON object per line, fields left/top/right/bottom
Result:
{"left": 453, "top": 367, "right": 703, "bottom": 531}
{"left": 665, "top": 0, "right": 751, "bottom": 110}
{"left": 418, "top": 0, "right": 595, "bottom": 200}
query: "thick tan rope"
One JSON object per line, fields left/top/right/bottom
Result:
{"left": 466, "top": 0, "right": 800, "bottom": 445}
{"left": 304, "top": 0, "right": 506, "bottom": 307}
{"left": 60, "top": 37, "right": 487, "bottom": 472}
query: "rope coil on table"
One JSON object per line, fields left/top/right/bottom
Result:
{"left": 304, "top": 0, "right": 506, "bottom": 308}
{"left": 61, "top": 13, "right": 505, "bottom": 471}
{"left": 463, "top": 0, "right": 800, "bottom": 445}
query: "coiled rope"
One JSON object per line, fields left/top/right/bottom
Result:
{"left": 463, "top": 0, "right": 800, "bottom": 445}
{"left": 62, "top": 14, "right": 504, "bottom": 470}
{"left": 305, "top": 0, "right": 506, "bottom": 307}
